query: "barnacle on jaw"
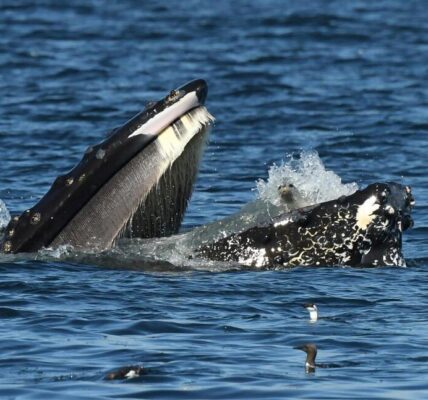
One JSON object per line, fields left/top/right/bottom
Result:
{"left": 166, "top": 89, "right": 185, "bottom": 104}
{"left": 3, "top": 241, "right": 11, "bottom": 252}
{"left": 31, "top": 212, "right": 41, "bottom": 225}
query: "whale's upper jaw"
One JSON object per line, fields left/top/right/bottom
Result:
{"left": 2, "top": 79, "right": 211, "bottom": 254}
{"left": 196, "top": 182, "right": 414, "bottom": 268}
{"left": 127, "top": 79, "right": 208, "bottom": 139}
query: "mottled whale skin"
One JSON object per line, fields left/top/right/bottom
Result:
{"left": 2, "top": 79, "right": 214, "bottom": 254}
{"left": 196, "top": 182, "right": 414, "bottom": 267}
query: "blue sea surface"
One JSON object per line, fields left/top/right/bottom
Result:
{"left": 1, "top": 0, "right": 428, "bottom": 398}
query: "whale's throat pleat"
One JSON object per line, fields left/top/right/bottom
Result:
{"left": 125, "top": 121, "right": 209, "bottom": 239}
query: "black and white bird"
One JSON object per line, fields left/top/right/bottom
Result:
{"left": 295, "top": 343, "right": 318, "bottom": 373}
{"left": 105, "top": 365, "right": 144, "bottom": 380}
{"left": 295, "top": 343, "right": 342, "bottom": 373}
{"left": 303, "top": 303, "right": 318, "bottom": 322}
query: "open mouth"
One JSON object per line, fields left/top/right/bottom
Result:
{"left": 2, "top": 80, "right": 214, "bottom": 253}
{"left": 0, "top": 79, "right": 414, "bottom": 268}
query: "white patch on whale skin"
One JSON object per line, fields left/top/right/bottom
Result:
{"left": 356, "top": 196, "right": 380, "bottom": 230}
{"left": 274, "top": 217, "right": 293, "bottom": 227}
{"left": 237, "top": 247, "right": 268, "bottom": 268}
{"left": 128, "top": 92, "right": 200, "bottom": 138}
{"left": 229, "top": 244, "right": 269, "bottom": 268}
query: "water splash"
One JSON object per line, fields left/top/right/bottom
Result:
{"left": 134, "top": 151, "right": 360, "bottom": 269}
{"left": 256, "top": 150, "right": 358, "bottom": 207}
{"left": 0, "top": 199, "right": 10, "bottom": 229}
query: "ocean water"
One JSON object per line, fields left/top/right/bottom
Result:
{"left": 1, "top": 0, "right": 428, "bottom": 398}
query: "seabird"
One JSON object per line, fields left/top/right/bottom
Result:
{"left": 295, "top": 343, "right": 342, "bottom": 373}
{"left": 303, "top": 303, "right": 318, "bottom": 322}
{"left": 294, "top": 343, "right": 318, "bottom": 373}
{"left": 105, "top": 365, "right": 144, "bottom": 380}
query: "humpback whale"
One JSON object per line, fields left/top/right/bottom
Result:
{"left": 195, "top": 182, "right": 414, "bottom": 267}
{"left": 0, "top": 79, "right": 414, "bottom": 268}
{"left": 1, "top": 79, "right": 214, "bottom": 253}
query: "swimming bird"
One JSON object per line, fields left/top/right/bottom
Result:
{"left": 295, "top": 343, "right": 342, "bottom": 373}
{"left": 104, "top": 365, "right": 144, "bottom": 380}
{"left": 294, "top": 343, "right": 318, "bottom": 373}
{"left": 303, "top": 303, "right": 318, "bottom": 322}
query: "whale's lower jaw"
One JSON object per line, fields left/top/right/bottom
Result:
{"left": 196, "top": 182, "right": 414, "bottom": 268}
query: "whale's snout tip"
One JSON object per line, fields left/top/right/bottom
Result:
{"left": 179, "top": 79, "right": 208, "bottom": 104}
{"left": 194, "top": 79, "right": 208, "bottom": 104}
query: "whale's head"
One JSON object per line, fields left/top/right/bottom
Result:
{"left": 3, "top": 79, "right": 214, "bottom": 253}
{"left": 197, "top": 182, "right": 414, "bottom": 267}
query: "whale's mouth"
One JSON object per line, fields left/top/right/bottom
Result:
{"left": 2, "top": 80, "right": 214, "bottom": 254}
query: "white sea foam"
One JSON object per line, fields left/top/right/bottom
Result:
{"left": 0, "top": 199, "right": 10, "bottom": 229}
{"left": 256, "top": 150, "right": 358, "bottom": 207}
